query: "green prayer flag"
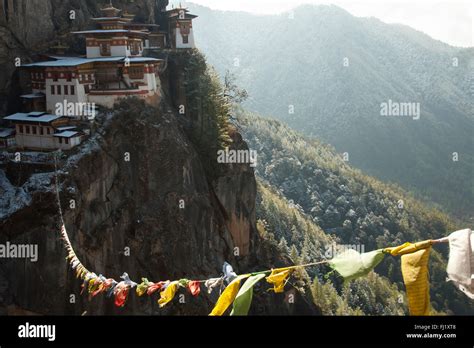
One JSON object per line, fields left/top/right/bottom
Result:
{"left": 230, "top": 273, "right": 266, "bottom": 316}
{"left": 178, "top": 279, "right": 189, "bottom": 287}
{"left": 136, "top": 278, "right": 151, "bottom": 297}
{"left": 328, "top": 249, "right": 385, "bottom": 282}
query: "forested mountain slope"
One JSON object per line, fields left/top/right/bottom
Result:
{"left": 238, "top": 109, "right": 474, "bottom": 315}
{"left": 189, "top": 3, "right": 474, "bottom": 220}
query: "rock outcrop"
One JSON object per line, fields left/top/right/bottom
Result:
{"left": 0, "top": 98, "right": 317, "bottom": 315}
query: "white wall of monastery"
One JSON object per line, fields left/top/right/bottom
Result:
{"left": 86, "top": 47, "right": 101, "bottom": 58}
{"left": 174, "top": 30, "right": 195, "bottom": 49}
{"left": 45, "top": 78, "right": 88, "bottom": 115}
{"left": 15, "top": 133, "right": 56, "bottom": 150}
{"left": 55, "top": 136, "right": 81, "bottom": 150}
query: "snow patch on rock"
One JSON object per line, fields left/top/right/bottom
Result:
{"left": 0, "top": 170, "right": 32, "bottom": 220}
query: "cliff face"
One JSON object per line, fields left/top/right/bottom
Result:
{"left": 4, "top": 97, "right": 238, "bottom": 314}
{"left": 0, "top": 98, "right": 317, "bottom": 315}
{"left": 0, "top": 0, "right": 318, "bottom": 316}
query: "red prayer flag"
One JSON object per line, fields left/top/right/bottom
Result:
{"left": 188, "top": 281, "right": 201, "bottom": 296}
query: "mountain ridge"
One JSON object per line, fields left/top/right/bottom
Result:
{"left": 189, "top": 2, "right": 474, "bottom": 220}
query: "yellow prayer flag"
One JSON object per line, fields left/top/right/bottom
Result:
{"left": 158, "top": 281, "right": 179, "bottom": 308}
{"left": 401, "top": 247, "right": 431, "bottom": 316}
{"left": 385, "top": 240, "right": 432, "bottom": 256}
{"left": 209, "top": 274, "right": 250, "bottom": 316}
{"left": 266, "top": 267, "right": 293, "bottom": 293}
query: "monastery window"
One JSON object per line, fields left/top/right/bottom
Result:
{"left": 129, "top": 66, "right": 144, "bottom": 79}
{"left": 40, "top": 127, "right": 44, "bottom": 135}
{"left": 51, "top": 85, "right": 55, "bottom": 95}
{"left": 57, "top": 85, "right": 61, "bottom": 94}
{"left": 131, "top": 41, "right": 140, "bottom": 55}
{"left": 65, "top": 138, "right": 69, "bottom": 145}
{"left": 182, "top": 35, "right": 189, "bottom": 44}
{"left": 71, "top": 86, "right": 75, "bottom": 95}
{"left": 26, "top": 126, "right": 30, "bottom": 134}
{"left": 18, "top": 125, "right": 23, "bottom": 134}
{"left": 46, "top": 128, "right": 51, "bottom": 135}
{"left": 100, "top": 43, "right": 111, "bottom": 56}
{"left": 58, "top": 138, "right": 62, "bottom": 144}
{"left": 64, "top": 85, "right": 68, "bottom": 95}
{"left": 32, "top": 126, "right": 37, "bottom": 135}
{"left": 84, "top": 85, "right": 90, "bottom": 93}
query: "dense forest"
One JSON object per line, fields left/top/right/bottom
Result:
{"left": 237, "top": 109, "right": 474, "bottom": 315}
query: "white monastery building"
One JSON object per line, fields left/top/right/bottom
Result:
{"left": 2, "top": 2, "right": 198, "bottom": 151}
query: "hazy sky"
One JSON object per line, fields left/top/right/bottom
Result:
{"left": 171, "top": 0, "right": 473, "bottom": 47}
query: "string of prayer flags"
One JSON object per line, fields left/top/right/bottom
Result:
{"left": 50, "top": 152, "right": 472, "bottom": 316}
{"left": 55, "top": 203, "right": 472, "bottom": 315}
{"left": 266, "top": 267, "right": 293, "bottom": 293}
{"left": 147, "top": 281, "right": 169, "bottom": 296}
{"left": 401, "top": 247, "right": 432, "bottom": 315}
{"left": 230, "top": 273, "right": 266, "bottom": 316}
{"left": 209, "top": 274, "right": 250, "bottom": 316}
{"left": 60, "top": 224, "right": 89, "bottom": 280}
{"left": 158, "top": 281, "right": 179, "bottom": 308}
{"left": 445, "top": 228, "right": 474, "bottom": 299}
{"left": 328, "top": 249, "right": 385, "bottom": 282}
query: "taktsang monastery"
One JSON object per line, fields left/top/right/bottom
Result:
{"left": 1, "top": 2, "right": 197, "bottom": 151}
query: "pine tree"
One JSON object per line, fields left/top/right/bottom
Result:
{"left": 278, "top": 237, "right": 289, "bottom": 255}
{"left": 289, "top": 244, "right": 300, "bottom": 264}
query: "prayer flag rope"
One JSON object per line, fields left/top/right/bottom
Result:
{"left": 53, "top": 153, "right": 472, "bottom": 315}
